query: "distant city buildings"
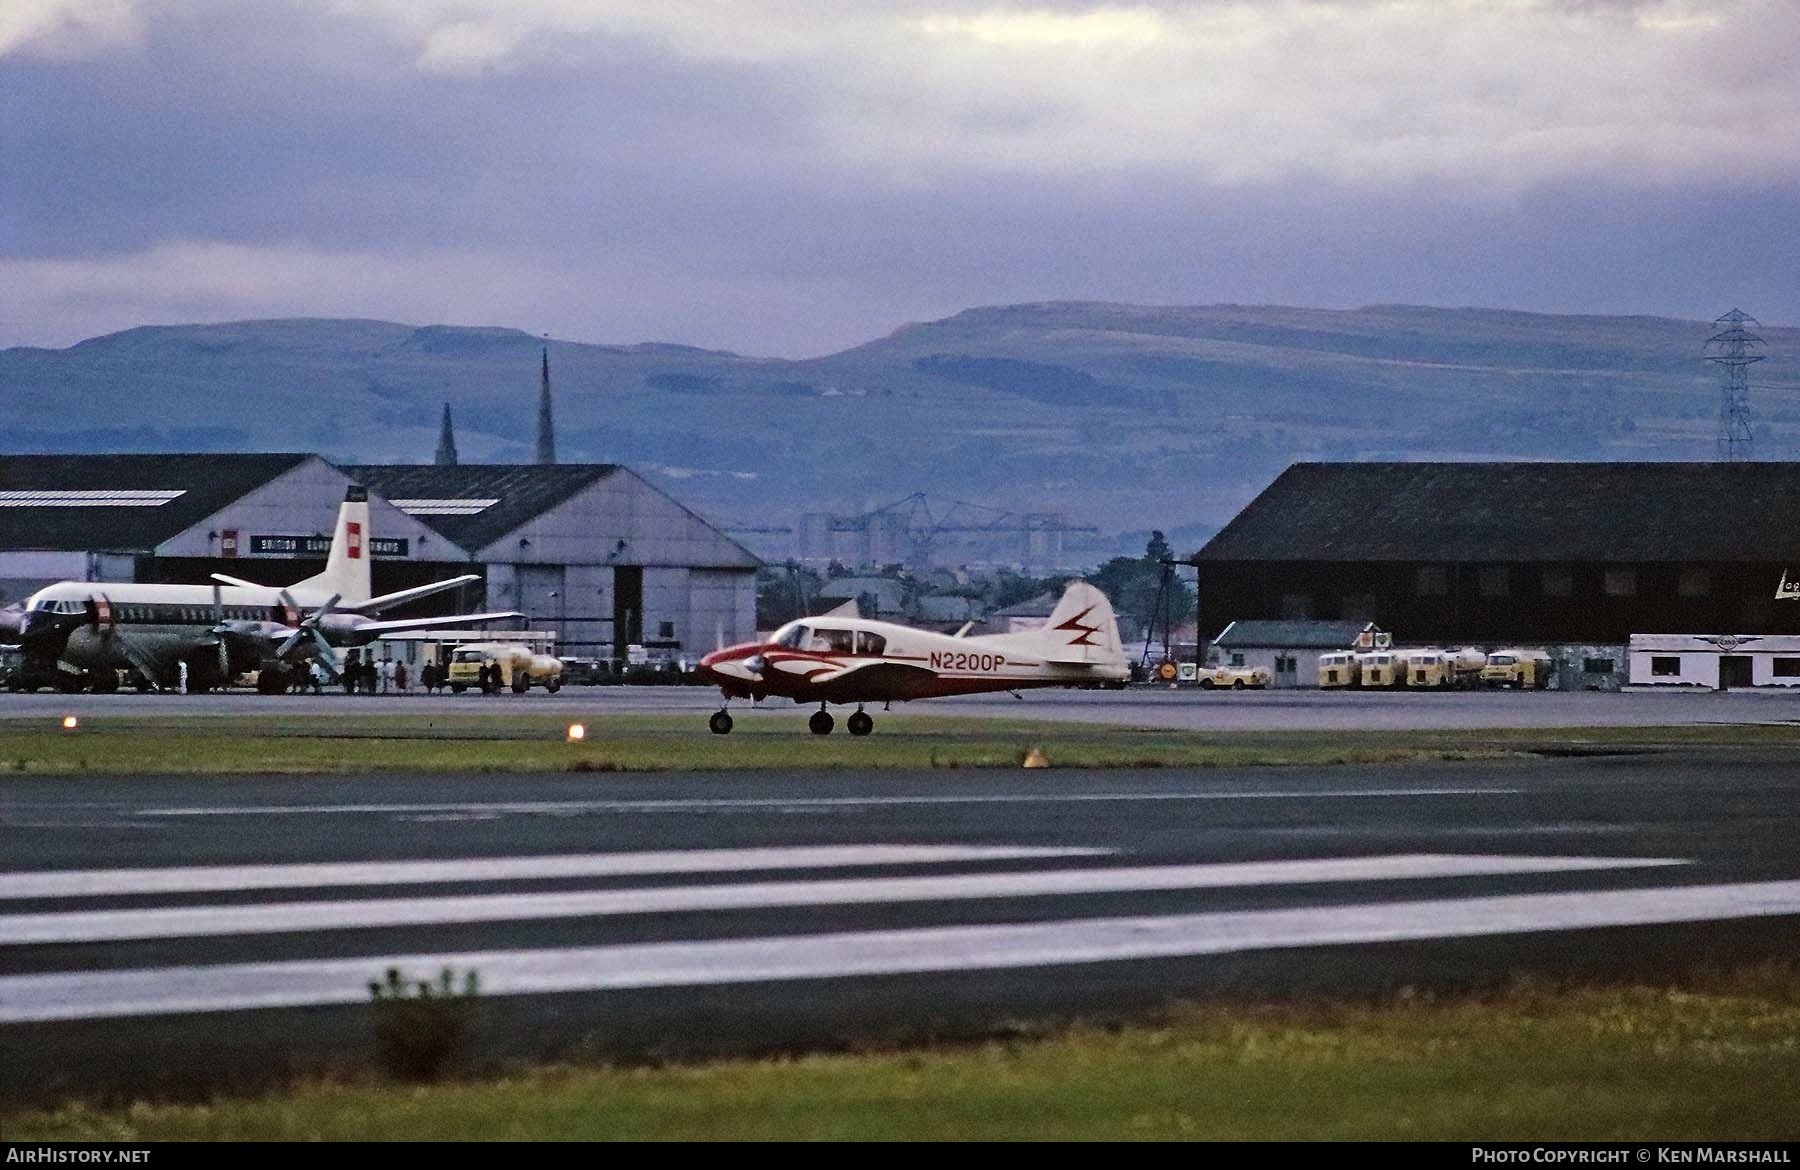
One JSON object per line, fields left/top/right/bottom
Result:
{"left": 793, "top": 496, "right": 1099, "bottom": 574}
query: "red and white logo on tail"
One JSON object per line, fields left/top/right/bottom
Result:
{"left": 1041, "top": 581, "right": 1123, "bottom": 664}
{"left": 1056, "top": 605, "right": 1101, "bottom": 647}
{"left": 288, "top": 487, "right": 373, "bottom": 602}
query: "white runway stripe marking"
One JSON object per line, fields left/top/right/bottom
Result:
{"left": 0, "top": 855, "right": 1683, "bottom": 945}
{"left": 0, "top": 845, "right": 1110, "bottom": 901}
{"left": 4, "top": 880, "right": 1796, "bottom": 1022}
{"left": 136, "top": 788, "right": 1524, "bottom": 817}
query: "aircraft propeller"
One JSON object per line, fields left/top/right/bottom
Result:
{"left": 94, "top": 591, "right": 164, "bottom": 688}
{"left": 210, "top": 584, "right": 231, "bottom": 679}
{"left": 274, "top": 590, "right": 341, "bottom": 662}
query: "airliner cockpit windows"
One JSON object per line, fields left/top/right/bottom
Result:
{"left": 772, "top": 623, "right": 809, "bottom": 649}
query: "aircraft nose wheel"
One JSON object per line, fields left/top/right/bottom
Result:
{"left": 846, "top": 710, "right": 873, "bottom": 737}
{"left": 709, "top": 710, "right": 733, "bottom": 735}
{"left": 809, "top": 709, "right": 835, "bottom": 736}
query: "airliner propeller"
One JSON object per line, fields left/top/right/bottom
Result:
{"left": 210, "top": 584, "right": 230, "bottom": 679}
{"left": 274, "top": 590, "right": 341, "bottom": 663}
{"left": 94, "top": 591, "right": 163, "bottom": 688}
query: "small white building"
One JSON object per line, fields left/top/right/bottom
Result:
{"left": 1211, "top": 619, "right": 1380, "bottom": 688}
{"left": 1627, "top": 633, "right": 1800, "bottom": 690}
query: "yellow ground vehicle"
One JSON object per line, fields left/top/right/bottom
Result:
{"left": 1400, "top": 648, "right": 1449, "bottom": 687}
{"left": 1317, "top": 652, "right": 1359, "bottom": 688}
{"left": 447, "top": 642, "right": 565, "bottom": 694}
{"left": 1404, "top": 647, "right": 1491, "bottom": 688}
{"left": 1197, "top": 663, "right": 1272, "bottom": 690}
{"left": 1357, "top": 651, "right": 1405, "bottom": 688}
{"left": 1481, "top": 648, "right": 1554, "bottom": 689}
{"left": 1450, "top": 647, "right": 1490, "bottom": 687}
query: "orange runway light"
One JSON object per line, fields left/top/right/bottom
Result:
{"left": 566, "top": 723, "right": 587, "bottom": 742}
{"left": 61, "top": 715, "right": 79, "bottom": 730}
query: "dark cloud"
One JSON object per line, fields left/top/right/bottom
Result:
{"left": 2, "top": 0, "right": 1795, "bottom": 353}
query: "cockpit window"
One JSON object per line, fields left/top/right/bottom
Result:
{"left": 809, "top": 628, "right": 855, "bottom": 654}
{"left": 772, "top": 623, "right": 809, "bottom": 649}
{"left": 855, "top": 631, "right": 886, "bottom": 656}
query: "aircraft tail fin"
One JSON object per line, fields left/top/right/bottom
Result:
{"left": 288, "top": 486, "right": 373, "bottom": 602}
{"left": 1037, "top": 580, "right": 1125, "bottom": 664}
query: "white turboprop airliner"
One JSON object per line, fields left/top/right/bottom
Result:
{"left": 15, "top": 486, "right": 519, "bottom": 693}
{"left": 697, "top": 580, "right": 1130, "bottom": 736}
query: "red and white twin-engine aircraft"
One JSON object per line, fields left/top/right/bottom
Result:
{"left": 698, "top": 580, "right": 1129, "bottom": 735}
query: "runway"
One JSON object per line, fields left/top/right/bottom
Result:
{"left": 4, "top": 682, "right": 1800, "bottom": 730}
{"left": 4, "top": 747, "right": 1799, "bottom": 1101}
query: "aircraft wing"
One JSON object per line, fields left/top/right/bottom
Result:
{"left": 340, "top": 575, "right": 484, "bottom": 614}
{"left": 350, "top": 611, "right": 524, "bottom": 635}
{"left": 810, "top": 659, "right": 941, "bottom": 702}
{"left": 210, "top": 573, "right": 268, "bottom": 590}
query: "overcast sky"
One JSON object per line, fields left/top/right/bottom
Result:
{"left": 2, "top": 0, "right": 1796, "bottom": 355}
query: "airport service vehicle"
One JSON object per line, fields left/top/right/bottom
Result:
{"left": 560, "top": 657, "right": 607, "bottom": 685}
{"left": 1451, "top": 647, "right": 1490, "bottom": 686}
{"left": 11, "top": 487, "right": 520, "bottom": 693}
{"left": 1482, "top": 648, "right": 1555, "bottom": 689}
{"left": 446, "top": 643, "right": 566, "bottom": 693}
{"left": 1197, "top": 663, "right": 1271, "bottom": 689}
{"left": 1357, "top": 651, "right": 1405, "bottom": 688}
{"left": 699, "top": 581, "right": 1128, "bottom": 735}
{"left": 1399, "top": 648, "right": 1456, "bottom": 687}
{"left": 1317, "top": 651, "right": 1360, "bottom": 688}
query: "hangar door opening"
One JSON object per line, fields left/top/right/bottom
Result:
{"left": 516, "top": 565, "right": 566, "bottom": 642}
{"left": 612, "top": 565, "right": 642, "bottom": 661}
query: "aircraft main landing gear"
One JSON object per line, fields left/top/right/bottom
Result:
{"left": 709, "top": 709, "right": 733, "bottom": 735}
{"left": 809, "top": 707, "right": 834, "bottom": 736}
{"left": 846, "top": 707, "right": 873, "bottom": 737}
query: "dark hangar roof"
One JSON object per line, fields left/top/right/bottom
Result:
{"left": 1196, "top": 462, "right": 1800, "bottom": 564}
{"left": 343, "top": 464, "right": 623, "bottom": 551}
{"left": 0, "top": 453, "right": 314, "bottom": 551}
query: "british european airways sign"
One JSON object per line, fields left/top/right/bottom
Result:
{"left": 249, "top": 535, "right": 409, "bottom": 558}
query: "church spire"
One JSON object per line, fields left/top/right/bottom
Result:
{"left": 435, "top": 401, "right": 458, "bottom": 466}
{"left": 535, "top": 345, "right": 556, "bottom": 464}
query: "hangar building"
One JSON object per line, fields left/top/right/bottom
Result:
{"left": 1191, "top": 462, "right": 1800, "bottom": 646}
{"left": 346, "top": 464, "right": 758, "bottom": 659}
{"left": 0, "top": 454, "right": 758, "bottom": 662}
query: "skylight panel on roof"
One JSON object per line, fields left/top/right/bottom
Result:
{"left": 0, "top": 490, "right": 187, "bottom": 507}
{"left": 389, "top": 498, "right": 501, "bottom": 516}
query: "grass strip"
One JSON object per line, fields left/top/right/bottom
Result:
{"left": 4, "top": 714, "right": 1800, "bottom": 774}
{"left": 10, "top": 967, "right": 1799, "bottom": 1140}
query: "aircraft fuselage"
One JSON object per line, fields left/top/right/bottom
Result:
{"left": 700, "top": 616, "right": 1126, "bottom": 705}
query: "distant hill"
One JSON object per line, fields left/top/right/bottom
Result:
{"left": 3, "top": 304, "right": 1794, "bottom": 558}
